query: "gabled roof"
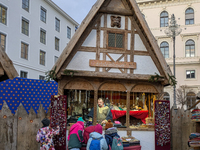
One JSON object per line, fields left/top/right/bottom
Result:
{"left": 0, "top": 45, "right": 18, "bottom": 82}
{"left": 52, "top": 0, "right": 172, "bottom": 84}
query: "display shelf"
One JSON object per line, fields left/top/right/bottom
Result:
{"left": 192, "top": 119, "right": 200, "bottom": 122}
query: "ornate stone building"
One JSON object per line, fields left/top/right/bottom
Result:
{"left": 137, "top": 0, "right": 200, "bottom": 109}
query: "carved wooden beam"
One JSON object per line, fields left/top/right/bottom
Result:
{"left": 90, "top": 60, "right": 136, "bottom": 69}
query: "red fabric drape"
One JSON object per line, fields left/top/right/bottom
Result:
{"left": 111, "top": 110, "right": 148, "bottom": 124}
{"left": 50, "top": 95, "right": 67, "bottom": 150}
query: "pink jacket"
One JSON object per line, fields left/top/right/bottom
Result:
{"left": 68, "top": 121, "right": 84, "bottom": 142}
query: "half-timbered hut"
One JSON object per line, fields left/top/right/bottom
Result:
{"left": 52, "top": 0, "right": 172, "bottom": 149}
{"left": 0, "top": 46, "right": 18, "bottom": 82}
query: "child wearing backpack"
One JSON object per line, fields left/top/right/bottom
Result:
{"left": 68, "top": 117, "right": 84, "bottom": 150}
{"left": 86, "top": 125, "right": 108, "bottom": 150}
{"left": 105, "top": 120, "right": 123, "bottom": 150}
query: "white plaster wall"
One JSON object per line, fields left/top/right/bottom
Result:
{"left": 132, "top": 131, "right": 155, "bottom": 150}
{"left": 66, "top": 52, "right": 96, "bottom": 71}
{"left": 134, "top": 34, "right": 147, "bottom": 51}
{"left": 0, "top": 0, "right": 77, "bottom": 79}
{"left": 82, "top": 30, "right": 97, "bottom": 47}
{"left": 128, "top": 17, "right": 131, "bottom": 30}
{"left": 106, "top": 53, "right": 124, "bottom": 62}
{"left": 101, "top": 15, "right": 104, "bottom": 27}
{"left": 134, "top": 55, "right": 160, "bottom": 75}
{"left": 128, "top": 33, "right": 131, "bottom": 50}
{"left": 107, "top": 14, "right": 125, "bottom": 30}
{"left": 100, "top": 30, "right": 104, "bottom": 48}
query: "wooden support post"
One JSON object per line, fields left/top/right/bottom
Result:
{"left": 130, "top": 17, "right": 135, "bottom": 74}
{"left": 103, "top": 14, "right": 107, "bottom": 72}
{"left": 93, "top": 90, "right": 98, "bottom": 125}
{"left": 126, "top": 91, "right": 131, "bottom": 136}
{"left": 0, "top": 63, "right": 4, "bottom": 76}
{"left": 126, "top": 91, "right": 130, "bottom": 127}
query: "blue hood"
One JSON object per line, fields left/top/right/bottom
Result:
{"left": 89, "top": 132, "right": 103, "bottom": 139}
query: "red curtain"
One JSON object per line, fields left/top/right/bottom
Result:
{"left": 50, "top": 95, "right": 67, "bottom": 150}
{"left": 111, "top": 110, "right": 148, "bottom": 124}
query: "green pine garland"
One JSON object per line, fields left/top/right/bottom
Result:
{"left": 148, "top": 73, "right": 177, "bottom": 86}
{"left": 45, "top": 66, "right": 78, "bottom": 82}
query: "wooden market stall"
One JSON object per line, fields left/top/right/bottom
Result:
{"left": 0, "top": 45, "right": 18, "bottom": 82}
{"left": 51, "top": 0, "right": 172, "bottom": 149}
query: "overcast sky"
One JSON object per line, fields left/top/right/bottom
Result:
{"left": 52, "top": 0, "right": 97, "bottom": 24}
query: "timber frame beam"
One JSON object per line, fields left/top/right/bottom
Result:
{"left": 61, "top": 70, "right": 165, "bottom": 82}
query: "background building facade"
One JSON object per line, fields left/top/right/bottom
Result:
{"left": 137, "top": 0, "right": 200, "bottom": 109}
{"left": 0, "top": 0, "right": 78, "bottom": 79}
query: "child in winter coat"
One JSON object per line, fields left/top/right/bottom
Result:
{"left": 68, "top": 117, "right": 84, "bottom": 150}
{"left": 104, "top": 120, "right": 120, "bottom": 149}
{"left": 36, "top": 118, "right": 60, "bottom": 150}
{"left": 83, "top": 124, "right": 103, "bottom": 144}
{"left": 86, "top": 125, "right": 108, "bottom": 150}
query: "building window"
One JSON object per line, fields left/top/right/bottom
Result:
{"left": 67, "top": 26, "right": 71, "bottom": 39}
{"left": 20, "top": 71, "right": 28, "bottom": 78}
{"left": 185, "top": 40, "right": 195, "bottom": 57}
{"left": 0, "top": 4, "right": 7, "bottom": 25}
{"left": 40, "top": 29, "right": 46, "bottom": 44}
{"left": 55, "top": 37, "right": 59, "bottom": 51}
{"left": 108, "top": 32, "right": 124, "bottom": 48}
{"left": 39, "top": 75, "right": 45, "bottom": 80}
{"left": 185, "top": 8, "right": 194, "bottom": 25}
{"left": 40, "top": 7, "right": 46, "bottom": 23}
{"left": 22, "top": 18, "right": 29, "bottom": 36}
{"left": 40, "top": 50, "right": 45, "bottom": 66}
{"left": 186, "top": 92, "right": 196, "bottom": 109}
{"left": 186, "top": 70, "right": 195, "bottom": 79}
{"left": 160, "top": 42, "right": 169, "bottom": 58}
{"left": 163, "top": 92, "right": 170, "bottom": 101}
{"left": 160, "top": 11, "right": 168, "bottom": 27}
{"left": 0, "top": 33, "right": 6, "bottom": 51}
{"left": 55, "top": 18, "right": 60, "bottom": 32}
{"left": 22, "top": 0, "right": 29, "bottom": 12}
{"left": 21, "top": 42, "right": 28, "bottom": 59}
{"left": 54, "top": 56, "right": 58, "bottom": 64}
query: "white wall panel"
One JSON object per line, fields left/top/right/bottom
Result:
{"left": 128, "top": 17, "right": 131, "bottom": 30}
{"left": 134, "top": 55, "right": 160, "bottom": 75}
{"left": 128, "top": 33, "right": 131, "bottom": 50}
{"left": 66, "top": 52, "right": 96, "bottom": 71}
{"left": 108, "top": 68, "right": 122, "bottom": 73}
{"left": 134, "top": 34, "right": 147, "bottom": 51}
{"left": 106, "top": 54, "right": 124, "bottom": 62}
{"left": 82, "top": 30, "right": 97, "bottom": 47}
{"left": 100, "top": 30, "right": 104, "bottom": 48}
{"left": 101, "top": 15, "right": 104, "bottom": 27}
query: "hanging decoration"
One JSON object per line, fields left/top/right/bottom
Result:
{"left": 50, "top": 95, "right": 67, "bottom": 150}
{"left": 154, "top": 100, "right": 170, "bottom": 150}
{"left": 79, "top": 90, "right": 81, "bottom": 104}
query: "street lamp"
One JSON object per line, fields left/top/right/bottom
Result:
{"left": 164, "top": 14, "right": 182, "bottom": 109}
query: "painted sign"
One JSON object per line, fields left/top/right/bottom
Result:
{"left": 89, "top": 60, "right": 136, "bottom": 69}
